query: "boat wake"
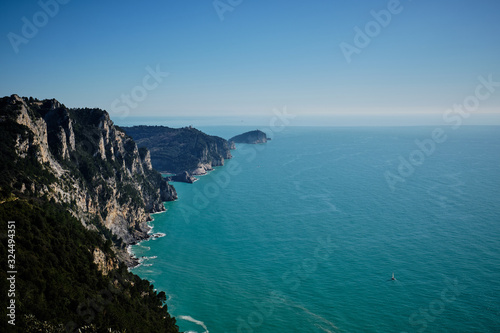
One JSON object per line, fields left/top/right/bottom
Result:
{"left": 277, "top": 295, "right": 340, "bottom": 332}
{"left": 178, "top": 315, "right": 209, "bottom": 333}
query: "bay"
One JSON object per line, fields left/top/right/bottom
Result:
{"left": 131, "top": 125, "right": 500, "bottom": 333}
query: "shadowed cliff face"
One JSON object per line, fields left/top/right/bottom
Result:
{"left": 123, "top": 125, "right": 233, "bottom": 175}
{"left": 0, "top": 94, "right": 177, "bottom": 245}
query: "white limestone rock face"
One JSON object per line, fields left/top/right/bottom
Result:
{"left": 2, "top": 94, "right": 177, "bottom": 249}
{"left": 93, "top": 247, "right": 119, "bottom": 275}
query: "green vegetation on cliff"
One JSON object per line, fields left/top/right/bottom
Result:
{"left": 0, "top": 199, "right": 178, "bottom": 332}
{"left": 123, "top": 125, "right": 233, "bottom": 174}
{"left": 0, "top": 95, "right": 179, "bottom": 332}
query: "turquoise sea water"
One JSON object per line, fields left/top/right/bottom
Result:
{"left": 131, "top": 126, "right": 500, "bottom": 333}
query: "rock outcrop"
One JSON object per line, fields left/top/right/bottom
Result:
{"left": 92, "top": 247, "right": 119, "bottom": 276}
{"left": 169, "top": 171, "right": 197, "bottom": 183}
{"left": 229, "top": 130, "right": 269, "bottom": 144}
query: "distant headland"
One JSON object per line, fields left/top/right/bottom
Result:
{"left": 123, "top": 125, "right": 233, "bottom": 181}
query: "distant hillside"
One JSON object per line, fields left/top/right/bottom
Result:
{"left": 0, "top": 95, "right": 179, "bottom": 332}
{"left": 123, "top": 125, "right": 234, "bottom": 175}
{"left": 229, "top": 130, "right": 269, "bottom": 144}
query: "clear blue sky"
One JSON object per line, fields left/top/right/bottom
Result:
{"left": 1, "top": 0, "right": 500, "bottom": 125}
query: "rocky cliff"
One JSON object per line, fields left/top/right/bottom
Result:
{"left": 123, "top": 125, "right": 233, "bottom": 176}
{"left": 0, "top": 95, "right": 177, "bottom": 245}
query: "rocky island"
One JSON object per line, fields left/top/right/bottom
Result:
{"left": 229, "top": 129, "right": 269, "bottom": 144}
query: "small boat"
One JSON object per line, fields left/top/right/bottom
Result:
{"left": 391, "top": 272, "right": 395, "bottom": 280}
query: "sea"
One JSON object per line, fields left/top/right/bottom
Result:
{"left": 127, "top": 124, "right": 500, "bottom": 333}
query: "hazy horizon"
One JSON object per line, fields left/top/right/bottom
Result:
{"left": 112, "top": 113, "right": 500, "bottom": 128}
{"left": 1, "top": 1, "right": 500, "bottom": 126}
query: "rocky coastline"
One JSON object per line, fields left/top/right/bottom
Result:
{"left": 124, "top": 125, "right": 235, "bottom": 184}
{"left": 0, "top": 94, "right": 180, "bottom": 332}
{"left": 1, "top": 94, "right": 177, "bottom": 261}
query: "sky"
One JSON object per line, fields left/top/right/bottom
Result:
{"left": 1, "top": 0, "right": 500, "bottom": 126}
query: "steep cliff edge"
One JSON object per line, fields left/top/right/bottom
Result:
{"left": 0, "top": 95, "right": 177, "bottom": 244}
{"left": 123, "top": 125, "right": 233, "bottom": 177}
